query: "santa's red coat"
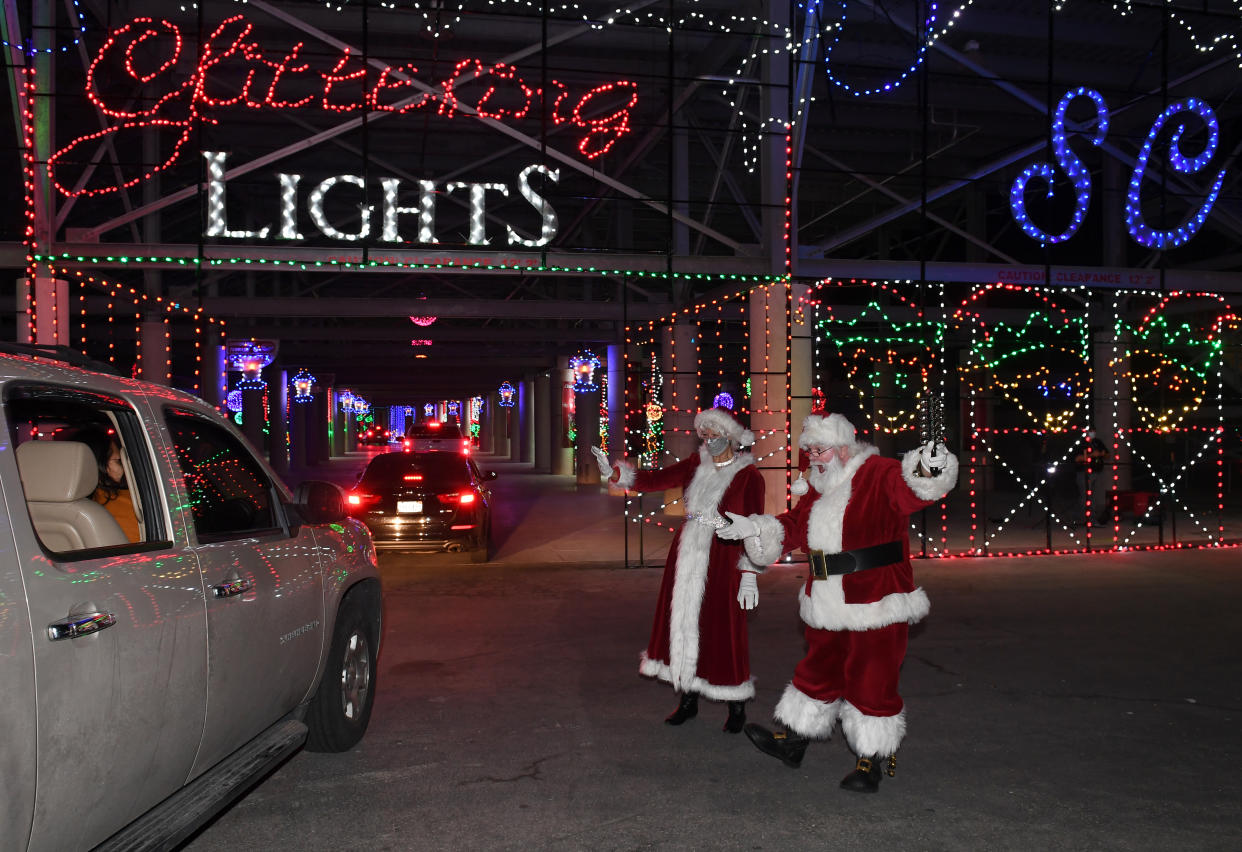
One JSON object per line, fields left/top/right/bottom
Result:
{"left": 618, "top": 447, "right": 765, "bottom": 700}
{"left": 747, "top": 445, "right": 958, "bottom": 631}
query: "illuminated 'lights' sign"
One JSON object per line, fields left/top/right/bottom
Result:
{"left": 1011, "top": 87, "right": 1225, "bottom": 250}
{"left": 48, "top": 14, "right": 639, "bottom": 200}
{"left": 205, "top": 152, "right": 559, "bottom": 246}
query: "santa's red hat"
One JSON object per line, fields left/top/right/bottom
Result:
{"left": 798, "top": 413, "right": 856, "bottom": 449}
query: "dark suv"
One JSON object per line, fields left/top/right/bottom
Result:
{"left": 347, "top": 451, "right": 495, "bottom": 559}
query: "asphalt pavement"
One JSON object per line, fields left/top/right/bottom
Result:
{"left": 179, "top": 485, "right": 1242, "bottom": 852}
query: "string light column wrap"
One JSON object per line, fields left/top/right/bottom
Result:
{"left": 749, "top": 282, "right": 793, "bottom": 513}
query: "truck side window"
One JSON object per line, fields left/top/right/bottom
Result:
{"left": 166, "top": 414, "right": 277, "bottom": 540}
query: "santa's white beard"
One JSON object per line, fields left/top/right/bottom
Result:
{"left": 806, "top": 458, "right": 849, "bottom": 493}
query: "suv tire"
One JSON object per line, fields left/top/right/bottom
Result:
{"left": 305, "top": 595, "right": 377, "bottom": 752}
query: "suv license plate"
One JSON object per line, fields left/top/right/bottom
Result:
{"left": 397, "top": 500, "right": 423, "bottom": 513}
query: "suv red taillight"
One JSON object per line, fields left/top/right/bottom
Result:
{"left": 437, "top": 490, "right": 477, "bottom": 506}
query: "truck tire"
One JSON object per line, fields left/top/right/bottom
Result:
{"left": 305, "top": 595, "right": 377, "bottom": 752}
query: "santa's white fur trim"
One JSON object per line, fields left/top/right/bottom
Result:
{"left": 791, "top": 474, "right": 808, "bottom": 495}
{"left": 799, "top": 413, "right": 856, "bottom": 448}
{"left": 737, "top": 551, "right": 765, "bottom": 576}
{"left": 804, "top": 446, "right": 877, "bottom": 553}
{"left": 639, "top": 652, "right": 755, "bottom": 701}
{"left": 650, "top": 447, "right": 756, "bottom": 693}
{"left": 773, "top": 684, "right": 841, "bottom": 739}
{"left": 744, "top": 513, "right": 784, "bottom": 567}
{"left": 799, "top": 581, "right": 930, "bottom": 630}
{"left": 693, "top": 408, "right": 753, "bottom": 447}
{"left": 901, "top": 447, "right": 959, "bottom": 501}
{"left": 614, "top": 458, "right": 637, "bottom": 491}
{"left": 839, "top": 701, "right": 906, "bottom": 757}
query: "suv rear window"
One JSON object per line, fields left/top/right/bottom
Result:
{"left": 406, "top": 423, "right": 463, "bottom": 439}
{"left": 359, "top": 453, "right": 470, "bottom": 488}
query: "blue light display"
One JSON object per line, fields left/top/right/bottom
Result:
{"left": 1124, "top": 98, "right": 1225, "bottom": 250}
{"left": 1009, "top": 87, "right": 1109, "bottom": 245}
{"left": 821, "top": 0, "right": 942, "bottom": 98}
{"left": 1011, "top": 88, "right": 1226, "bottom": 251}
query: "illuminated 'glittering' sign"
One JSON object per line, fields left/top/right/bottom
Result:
{"left": 1011, "top": 88, "right": 1225, "bottom": 250}
{"left": 49, "top": 13, "right": 639, "bottom": 220}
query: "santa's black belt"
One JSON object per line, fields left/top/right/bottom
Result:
{"left": 807, "top": 541, "right": 903, "bottom": 581}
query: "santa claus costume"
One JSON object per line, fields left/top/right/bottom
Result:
{"left": 721, "top": 412, "right": 957, "bottom": 791}
{"left": 601, "top": 407, "right": 767, "bottom": 733}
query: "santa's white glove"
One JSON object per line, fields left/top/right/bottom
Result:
{"left": 717, "top": 511, "right": 757, "bottom": 541}
{"left": 737, "top": 571, "right": 759, "bottom": 610}
{"left": 590, "top": 445, "right": 614, "bottom": 479}
{"left": 918, "top": 440, "right": 950, "bottom": 473}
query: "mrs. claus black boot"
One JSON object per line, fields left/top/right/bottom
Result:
{"left": 664, "top": 692, "right": 699, "bottom": 725}
{"left": 723, "top": 701, "right": 746, "bottom": 734}
{"left": 839, "top": 755, "right": 884, "bottom": 793}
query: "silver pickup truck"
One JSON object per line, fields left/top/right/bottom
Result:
{"left": 0, "top": 346, "right": 382, "bottom": 851}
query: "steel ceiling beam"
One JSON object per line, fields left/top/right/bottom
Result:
{"left": 203, "top": 297, "right": 635, "bottom": 320}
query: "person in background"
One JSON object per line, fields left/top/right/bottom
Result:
{"left": 590, "top": 407, "right": 766, "bottom": 734}
{"left": 718, "top": 413, "right": 957, "bottom": 792}
{"left": 79, "top": 428, "right": 141, "bottom": 543}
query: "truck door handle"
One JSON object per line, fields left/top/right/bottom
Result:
{"left": 48, "top": 611, "right": 116, "bottom": 641}
{"left": 213, "top": 576, "right": 255, "bottom": 598}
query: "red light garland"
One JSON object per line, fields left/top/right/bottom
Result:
{"left": 49, "top": 12, "right": 641, "bottom": 199}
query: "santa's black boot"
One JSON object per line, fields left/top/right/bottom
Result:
{"left": 664, "top": 692, "right": 699, "bottom": 725}
{"left": 723, "top": 701, "right": 746, "bottom": 734}
{"left": 839, "top": 755, "right": 884, "bottom": 793}
{"left": 743, "top": 723, "right": 808, "bottom": 768}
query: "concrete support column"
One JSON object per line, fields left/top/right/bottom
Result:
{"left": 16, "top": 277, "right": 69, "bottom": 345}
{"left": 1095, "top": 327, "right": 1132, "bottom": 491}
{"left": 268, "top": 369, "right": 288, "bottom": 477}
{"left": 494, "top": 400, "right": 512, "bottom": 458}
{"left": 551, "top": 358, "right": 574, "bottom": 476}
{"left": 661, "top": 322, "right": 698, "bottom": 463}
{"left": 317, "top": 375, "right": 337, "bottom": 464}
{"left": 289, "top": 395, "right": 308, "bottom": 472}
{"left": 139, "top": 319, "right": 170, "bottom": 386}
{"left": 480, "top": 394, "right": 495, "bottom": 454}
{"left": 533, "top": 371, "right": 552, "bottom": 473}
{"left": 789, "top": 281, "right": 814, "bottom": 457}
{"left": 515, "top": 378, "right": 532, "bottom": 462}
{"left": 330, "top": 385, "right": 346, "bottom": 457}
{"left": 344, "top": 401, "right": 358, "bottom": 453}
{"left": 575, "top": 385, "right": 602, "bottom": 485}
{"left": 657, "top": 326, "right": 697, "bottom": 515}
{"left": 750, "top": 285, "right": 792, "bottom": 513}
{"left": 607, "top": 344, "right": 624, "bottom": 459}
{"left": 241, "top": 383, "right": 267, "bottom": 452}
{"left": 202, "top": 343, "right": 228, "bottom": 410}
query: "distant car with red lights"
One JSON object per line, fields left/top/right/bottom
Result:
{"left": 404, "top": 420, "right": 470, "bottom": 454}
{"left": 358, "top": 424, "right": 391, "bottom": 446}
{"left": 347, "top": 451, "right": 495, "bottom": 559}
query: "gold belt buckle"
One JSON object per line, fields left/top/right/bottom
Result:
{"left": 809, "top": 550, "right": 829, "bottom": 581}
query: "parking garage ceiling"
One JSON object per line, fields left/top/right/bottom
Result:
{"left": 4, "top": 0, "right": 1241, "bottom": 401}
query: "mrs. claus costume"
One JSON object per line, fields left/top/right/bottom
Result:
{"left": 720, "top": 412, "right": 957, "bottom": 791}
{"left": 606, "top": 408, "right": 766, "bottom": 730}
